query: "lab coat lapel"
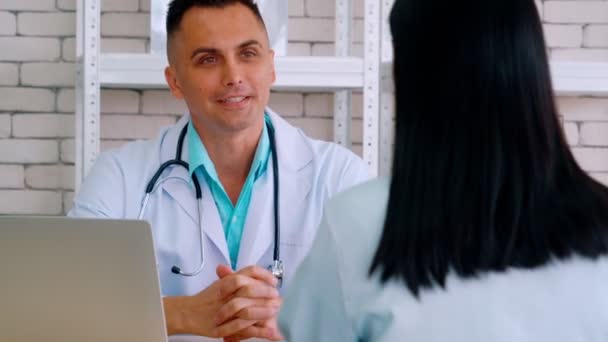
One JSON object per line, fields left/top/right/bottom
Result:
{"left": 160, "top": 114, "right": 231, "bottom": 264}
{"left": 236, "top": 167, "right": 273, "bottom": 270}
{"left": 236, "top": 109, "right": 314, "bottom": 268}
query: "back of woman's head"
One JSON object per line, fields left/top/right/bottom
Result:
{"left": 370, "top": 0, "right": 608, "bottom": 296}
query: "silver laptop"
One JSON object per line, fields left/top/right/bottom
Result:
{"left": 0, "top": 217, "right": 168, "bottom": 342}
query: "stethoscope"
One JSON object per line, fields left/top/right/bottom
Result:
{"left": 137, "top": 119, "right": 284, "bottom": 287}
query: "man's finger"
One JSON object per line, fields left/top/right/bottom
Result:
{"left": 215, "top": 297, "right": 255, "bottom": 325}
{"left": 216, "top": 264, "right": 234, "bottom": 279}
{"left": 215, "top": 297, "right": 279, "bottom": 325}
{"left": 213, "top": 318, "right": 257, "bottom": 338}
{"left": 234, "top": 265, "right": 278, "bottom": 287}
{"left": 218, "top": 274, "right": 279, "bottom": 300}
{"left": 217, "top": 274, "right": 254, "bottom": 299}
{"left": 234, "top": 282, "right": 280, "bottom": 299}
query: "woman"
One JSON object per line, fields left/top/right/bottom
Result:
{"left": 278, "top": 0, "right": 608, "bottom": 340}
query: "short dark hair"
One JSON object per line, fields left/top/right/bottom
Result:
{"left": 166, "top": 0, "right": 266, "bottom": 38}
{"left": 369, "top": 0, "right": 608, "bottom": 296}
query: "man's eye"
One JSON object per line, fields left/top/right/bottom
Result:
{"left": 199, "top": 56, "right": 216, "bottom": 64}
{"left": 242, "top": 50, "right": 257, "bottom": 57}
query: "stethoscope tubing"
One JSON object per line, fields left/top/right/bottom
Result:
{"left": 137, "top": 119, "right": 281, "bottom": 282}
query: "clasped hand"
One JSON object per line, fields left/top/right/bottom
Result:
{"left": 176, "top": 264, "right": 283, "bottom": 341}
{"left": 215, "top": 264, "right": 284, "bottom": 341}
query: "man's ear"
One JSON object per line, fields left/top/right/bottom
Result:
{"left": 165, "top": 66, "right": 185, "bottom": 99}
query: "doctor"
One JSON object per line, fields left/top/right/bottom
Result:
{"left": 69, "top": 0, "right": 368, "bottom": 340}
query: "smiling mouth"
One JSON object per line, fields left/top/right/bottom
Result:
{"left": 219, "top": 96, "right": 250, "bottom": 104}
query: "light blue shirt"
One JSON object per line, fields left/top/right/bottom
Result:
{"left": 187, "top": 115, "right": 272, "bottom": 270}
{"left": 279, "top": 178, "right": 608, "bottom": 341}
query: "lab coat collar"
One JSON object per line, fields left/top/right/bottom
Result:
{"left": 160, "top": 109, "right": 313, "bottom": 174}
{"left": 160, "top": 108, "right": 314, "bottom": 268}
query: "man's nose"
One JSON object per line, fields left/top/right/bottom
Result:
{"left": 222, "top": 58, "right": 243, "bottom": 87}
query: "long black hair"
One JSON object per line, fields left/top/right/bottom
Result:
{"left": 369, "top": 0, "right": 608, "bottom": 296}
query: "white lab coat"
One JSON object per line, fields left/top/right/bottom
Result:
{"left": 68, "top": 108, "right": 369, "bottom": 341}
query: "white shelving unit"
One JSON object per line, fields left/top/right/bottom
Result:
{"left": 75, "top": 0, "right": 383, "bottom": 190}
{"left": 76, "top": 0, "right": 608, "bottom": 188}
{"left": 98, "top": 54, "right": 365, "bottom": 91}
{"left": 380, "top": 61, "right": 608, "bottom": 96}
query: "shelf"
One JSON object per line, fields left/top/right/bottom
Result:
{"left": 380, "top": 61, "right": 608, "bottom": 96}
{"left": 99, "top": 54, "right": 365, "bottom": 91}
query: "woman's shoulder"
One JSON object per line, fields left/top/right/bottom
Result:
{"left": 321, "top": 178, "right": 391, "bottom": 267}
{"left": 325, "top": 177, "right": 391, "bottom": 231}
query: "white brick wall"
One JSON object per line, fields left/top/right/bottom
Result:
{"left": 268, "top": 92, "right": 304, "bottom": 117}
{"left": 25, "top": 165, "right": 74, "bottom": 190}
{"left": 563, "top": 122, "right": 579, "bottom": 145}
{"left": 101, "top": 38, "right": 147, "bottom": 53}
{"left": 60, "top": 139, "right": 75, "bottom": 164}
{"left": 584, "top": 25, "right": 608, "bottom": 48}
{"left": 141, "top": 90, "right": 188, "bottom": 115}
{"left": 0, "top": 190, "right": 62, "bottom": 215}
{"left": 545, "top": 2, "right": 608, "bottom": 24}
{"left": 0, "top": 165, "right": 25, "bottom": 188}
{"left": 305, "top": 0, "right": 334, "bottom": 18}
{"left": 100, "top": 115, "right": 177, "bottom": 139}
{"left": 287, "top": 42, "right": 311, "bottom": 55}
{"left": 289, "top": 18, "right": 334, "bottom": 42}
{"left": 21, "top": 63, "right": 75, "bottom": 87}
{"left": 101, "top": 90, "right": 140, "bottom": 114}
{"left": 0, "top": 88, "right": 55, "bottom": 112}
{"left": 57, "top": 89, "right": 75, "bottom": 113}
{"left": 63, "top": 191, "right": 75, "bottom": 212}
{"left": 289, "top": 0, "right": 305, "bottom": 17}
{"left": 580, "top": 123, "right": 608, "bottom": 146}
{"left": 0, "top": 12, "right": 17, "bottom": 36}
{"left": 101, "top": 13, "right": 150, "bottom": 37}
{"left": 303, "top": 93, "right": 363, "bottom": 118}
{"left": 0, "top": 140, "right": 59, "bottom": 163}
{"left": 543, "top": 24, "right": 582, "bottom": 48}
{"left": 102, "top": 0, "right": 140, "bottom": 12}
{"left": 62, "top": 38, "right": 76, "bottom": 62}
{"left": 0, "top": 37, "right": 61, "bottom": 62}
{"left": 0, "top": 114, "right": 11, "bottom": 138}
{"left": 1, "top": 0, "right": 56, "bottom": 11}
{"left": 0, "top": 63, "right": 19, "bottom": 86}
{"left": 57, "top": 0, "right": 76, "bottom": 11}
{"left": 17, "top": 12, "right": 76, "bottom": 36}
{"left": 13, "top": 114, "right": 74, "bottom": 138}
{"left": 558, "top": 97, "right": 608, "bottom": 121}
{"left": 0, "top": 0, "right": 608, "bottom": 215}
{"left": 302, "top": 0, "right": 364, "bottom": 18}
{"left": 573, "top": 148, "right": 608, "bottom": 172}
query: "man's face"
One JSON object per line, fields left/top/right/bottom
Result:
{"left": 165, "top": 4, "right": 275, "bottom": 134}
